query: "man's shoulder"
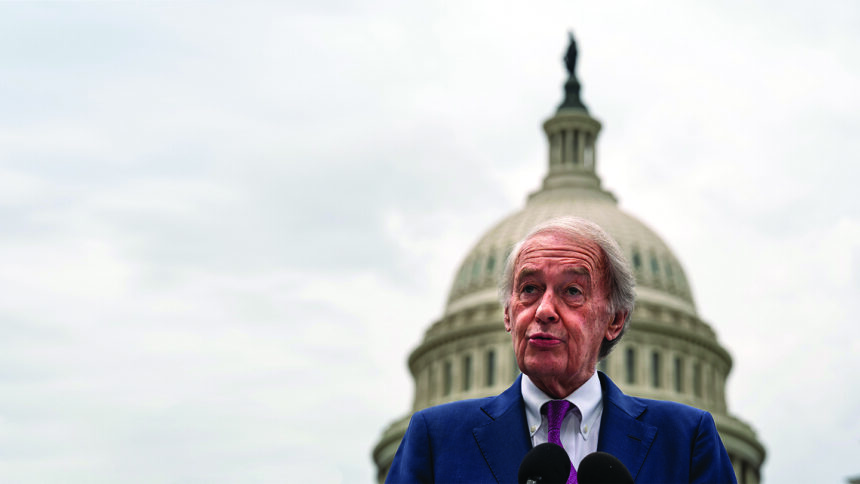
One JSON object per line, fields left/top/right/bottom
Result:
{"left": 413, "top": 395, "right": 496, "bottom": 422}
{"left": 411, "top": 380, "right": 525, "bottom": 433}
{"left": 415, "top": 376, "right": 524, "bottom": 422}
{"left": 599, "top": 372, "right": 711, "bottom": 427}
{"left": 619, "top": 394, "right": 710, "bottom": 423}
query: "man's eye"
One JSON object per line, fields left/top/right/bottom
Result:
{"left": 566, "top": 286, "right": 582, "bottom": 296}
{"left": 522, "top": 285, "right": 538, "bottom": 294}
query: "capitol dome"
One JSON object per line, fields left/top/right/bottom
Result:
{"left": 445, "top": 186, "right": 696, "bottom": 319}
{"left": 373, "top": 35, "right": 765, "bottom": 484}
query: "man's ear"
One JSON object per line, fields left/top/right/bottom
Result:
{"left": 503, "top": 304, "right": 512, "bottom": 332}
{"left": 605, "top": 310, "right": 627, "bottom": 341}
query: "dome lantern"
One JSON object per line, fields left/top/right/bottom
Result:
{"left": 536, "top": 31, "right": 614, "bottom": 202}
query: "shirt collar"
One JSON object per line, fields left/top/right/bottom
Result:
{"left": 521, "top": 371, "right": 603, "bottom": 440}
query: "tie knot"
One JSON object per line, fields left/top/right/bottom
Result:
{"left": 544, "top": 399, "right": 572, "bottom": 420}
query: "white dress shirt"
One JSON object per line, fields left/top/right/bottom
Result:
{"left": 521, "top": 371, "right": 603, "bottom": 468}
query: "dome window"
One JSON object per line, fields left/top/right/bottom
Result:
{"left": 442, "top": 361, "right": 454, "bottom": 396}
{"left": 625, "top": 347, "right": 636, "bottom": 384}
{"left": 665, "top": 258, "right": 676, "bottom": 292}
{"left": 583, "top": 133, "right": 595, "bottom": 168}
{"left": 486, "top": 253, "right": 496, "bottom": 273}
{"left": 693, "top": 362, "right": 702, "bottom": 397}
{"left": 443, "top": 361, "right": 453, "bottom": 396}
{"left": 651, "top": 351, "right": 662, "bottom": 388}
{"left": 471, "top": 257, "right": 482, "bottom": 281}
{"left": 485, "top": 349, "right": 496, "bottom": 387}
{"left": 428, "top": 365, "right": 437, "bottom": 399}
{"left": 674, "top": 356, "right": 684, "bottom": 392}
{"left": 462, "top": 355, "right": 473, "bottom": 391}
{"left": 632, "top": 249, "right": 642, "bottom": 271}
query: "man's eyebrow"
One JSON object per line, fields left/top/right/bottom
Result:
{"left": 515, "top": 267, "right": 538, "bottom": 281}
{"left": 515, "top": 266, "right": 590, "bottom": 280}
{"left": 561, "top": 266, "right": 590, "bottom": 277}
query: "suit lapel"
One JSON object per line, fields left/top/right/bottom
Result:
{"left": 596, "top": 372, "right": 657, "bottom": 481}
{"left": 473, "top": 376, "right": 532, "bottom": 483}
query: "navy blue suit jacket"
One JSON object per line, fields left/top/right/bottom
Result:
{"left": 387, "top": 372, "right": 736, "bottom": 484}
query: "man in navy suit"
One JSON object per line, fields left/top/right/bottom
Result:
{"left": 387, "top": 217, "right": 737, "bottom": 483}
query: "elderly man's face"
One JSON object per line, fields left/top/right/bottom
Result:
{"left": 504, "top": 230, "right": 625, "bottom": 398}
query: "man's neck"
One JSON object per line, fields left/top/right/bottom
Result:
{"left": 528, "top": 371, "right": 595, "bottom": 399}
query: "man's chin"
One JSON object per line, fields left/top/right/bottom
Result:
{"left": 521, "top": 361, "right": 568, "bottom": 382}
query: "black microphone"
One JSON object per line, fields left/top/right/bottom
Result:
{"left": 518, "top": 442, "right": 572, "bottom": 484}
{"left": 577, "top": 451, "right": 634, "bottom": 484}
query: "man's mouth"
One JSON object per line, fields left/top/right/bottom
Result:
{"left": 528, "top": 333, "right": 562, "bottom": 346}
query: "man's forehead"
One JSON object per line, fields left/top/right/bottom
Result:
{"left": 515, "top": 231, "right": 604, "bottom": 270}
{"left": 518, "top": 232, "right": 601, "bottom": 259}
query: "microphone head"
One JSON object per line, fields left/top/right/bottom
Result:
{"left": 518, "top": 442, "right": 571, "bottom": 484}
{"left": 577, "top": 451, "right": 634, "bottom": 484}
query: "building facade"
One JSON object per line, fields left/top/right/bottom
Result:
{"left": 372, "top": 35, "right": 766, "bottom": 484}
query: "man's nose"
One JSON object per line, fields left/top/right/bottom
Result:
{"left": 535, "top": 291, "right": 559, "bottom": 323}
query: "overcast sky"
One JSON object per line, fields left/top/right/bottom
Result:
{"left": 1, "top": 1, "right": 858, "bottom": 483}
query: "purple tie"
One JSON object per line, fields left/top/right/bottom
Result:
{"left": 544, "top": 400, "right": 578, "bottom": 484}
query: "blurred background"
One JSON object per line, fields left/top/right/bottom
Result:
{"left": 1, "top": 1, "right": 858, "bottom": 482}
